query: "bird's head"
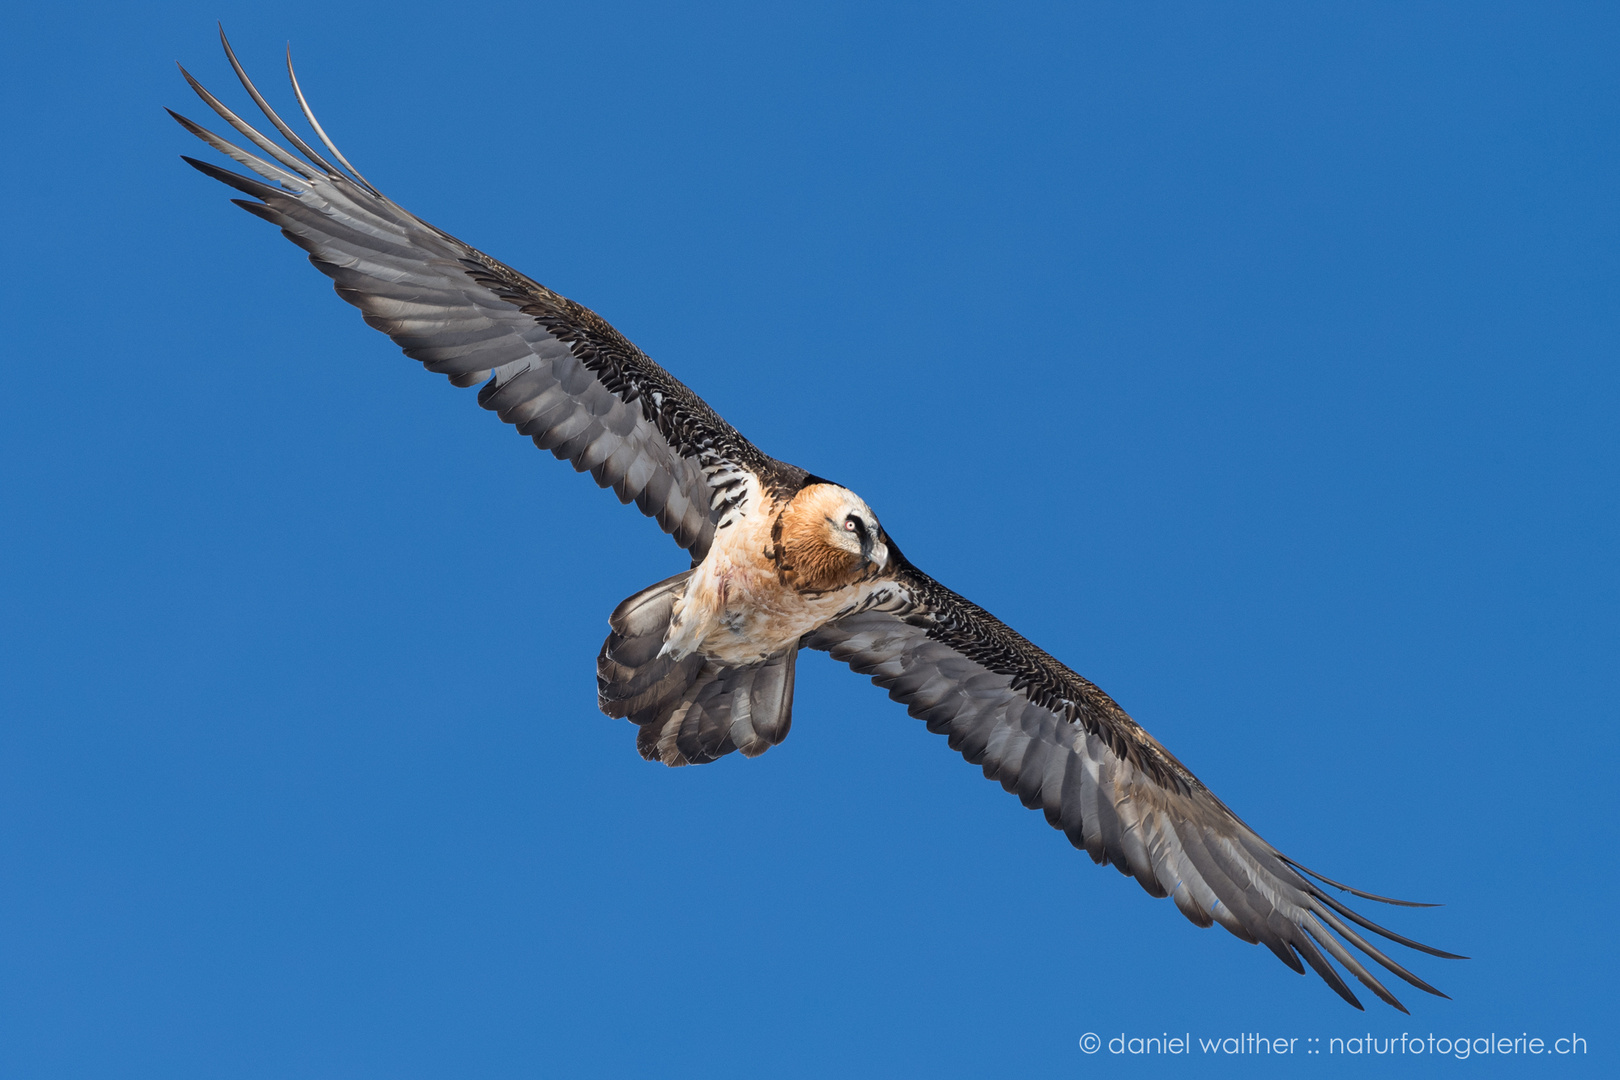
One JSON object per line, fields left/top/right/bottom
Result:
{"left": 778, "top": 483, "right": 890, "bottom": 590}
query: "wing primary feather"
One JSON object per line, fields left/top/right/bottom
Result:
{"left": 1267, "top": 937, "right": 1308, "bottom": 975}
{"left": 284, "top": 43, "right": 380, "bottom": 195}
{"left": 179, "top": 154, "right": 279, "bottom": 200}
{"left": 1289, "top": 867, "right": 1445, "bottom": 906}
{"left": 1302, "top": 926, "right": 1406, "bottom": 1016}
{"left": 216, "top": 26, "right": 344, "bottom": 180}
{"left": 1307, "top": 902, "right": 1451, "bottom": 998}
{"left": 175, "top": 64, "right": 315, "bottom": 183}
{"left": 1308, "top": 886, "right": 1468, "bottom": 959}
{"left": 1282, "top": 857, "right": 1440, "bottom": 907}
{"left": 1299, "top": 915, "right": 1406, "bottom": 1013}
{"left": 230, "top": 198, "right": 283, "bottom": 225}
{"left": 168, "top": 107, "right": 310, "bottom": 190}
{"left": 1291, "top": 931, "right": 1365, "bottom": 1011}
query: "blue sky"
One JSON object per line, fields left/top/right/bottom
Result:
{"left": 1, "top": 2, "right": 1615, "bottom": 1076}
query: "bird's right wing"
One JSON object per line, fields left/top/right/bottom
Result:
{"left": 172, "top": 31, "right": 778, "bottom": 560}
{"left": 806, "top": 563, "right": 1462, "bottom": 1012}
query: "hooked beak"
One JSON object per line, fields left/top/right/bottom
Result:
{"left": 860, "top": 533, "right": 890, "bottom": 572}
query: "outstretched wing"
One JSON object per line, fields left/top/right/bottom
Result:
{"left": 806, "top": 563, "right": 1461, "bottom": 1012}
{"left": 171, "top": 31, "right": 779, "bottom": 559}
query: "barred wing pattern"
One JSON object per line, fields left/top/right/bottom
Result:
{"left": 171, "top": 34, "right": 778, "bottom": 559}
{"left": 806, "top": 566, "right": 1461, "bottom": 1013}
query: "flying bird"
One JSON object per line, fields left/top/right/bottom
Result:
{"left": 171, "top": 31, "right": 1461, "bottom": 1012}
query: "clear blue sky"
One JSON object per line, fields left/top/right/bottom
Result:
{"left": 1, "top": 2, "right": 1615, "bottom": 1076}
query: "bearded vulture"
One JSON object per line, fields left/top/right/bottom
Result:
{"left": 170, "top": 30, "right": 1461, "bottom": 1012}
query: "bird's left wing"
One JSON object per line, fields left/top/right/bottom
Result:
{"left": 171, "top": 33, "right": 777, "bottom": 560}
{"left": 805, "top": 562, "right": 1460, "bottom": 1012}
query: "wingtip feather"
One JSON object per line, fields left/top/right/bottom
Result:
{"left": 1283, "top": 858, "right": 1443, "bottom": 907}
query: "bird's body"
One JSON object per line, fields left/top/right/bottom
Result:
{"left": 601, "top": 478, "right": 898, "bottom": 764}
{"left": 172, "top": 30, "right": 1461, "bottom": 1012}
{"left": 660, "top": 481, "right": 890, "bottom": 668}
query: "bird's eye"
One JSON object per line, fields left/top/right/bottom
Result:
{"left": 844, "top": 518, "right": 857, "bottom": 531}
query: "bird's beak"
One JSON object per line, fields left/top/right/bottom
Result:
{"left": 861, "top": 536, "right": 889, "bottom": 572}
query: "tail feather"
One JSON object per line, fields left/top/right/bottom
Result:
{"left": 742, "top": 650, "right": 795, "bottom": 747}
{"left": 608, "top": 570, "right": 691, "bottom": 640}
{"left": 616, "top": 653, "right": 704, "bottom": 719}
{"left": 597, "top": 574, "right": 799, "bottom": 766}
{"left": 650, "top": 651, "right": 797, "bottom": 764}
{"left": 597, "top": 571, "right": 693, "bottom": 703}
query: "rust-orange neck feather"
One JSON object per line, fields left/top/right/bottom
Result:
{"left": 774, "top": 484, "right": 863, "bottom": 593}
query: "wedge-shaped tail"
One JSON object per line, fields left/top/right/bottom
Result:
{"left": 597, "top": 573, "right": 797, "bottom": 765}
